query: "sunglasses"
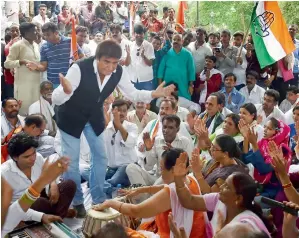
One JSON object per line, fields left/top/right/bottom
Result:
{"left": 111, "top": 132, "right": 126, "bottom": 147}
{"left": 137, "top": 48, "right": 140, "bottom": 56}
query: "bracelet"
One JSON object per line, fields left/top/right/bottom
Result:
{"left": 19, "top": 191, "right": 37, "bottom": 206}
{"left": 119, "top": 202, "right": 124, "bottom": 213}
{"left": 282, "top": 182, "right": 293, "bottom": 189}
{"left": 25, "top": 190, "right": 38, "bottom": 200}
{"left": 28, "top": 186, "right": 40, "bottom": 197}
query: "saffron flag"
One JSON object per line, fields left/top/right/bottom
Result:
{"left": 250, "top": 1, "right": 295, "bottom": 68}
{"left": 70, "top": 17, "right": 79, "bottom": 64}
{"left": 176, "top": 1, "right": 188, "bottom": 33}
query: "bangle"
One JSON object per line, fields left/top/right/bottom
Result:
{"left": 19, "top": 191, "right": 37, "bottom": 206}
{"left": 119, "top": 202, "right": 124, "bottom": 213}
{"left": 28, "top": 186, "right": 40, "bottom": 197}
{"left": 282, "top": 182, "right": 293, "bottom": 189}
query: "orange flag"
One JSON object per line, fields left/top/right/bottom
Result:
{"left": 176, "top": 1, "right": 188, "bottom": 33}
{"left": 70, "top": 18, "right": 79, "bottom": 64}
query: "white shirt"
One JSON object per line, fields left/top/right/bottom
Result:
{"left": 176, "top": 106, "right": 189, "bottom": 122}
{"left": 127, "top": 109, "right": 158, "bottom": 134}
{"left": 187, "top": 42, "right": 213, "bottom": 73}
{"left": 284, "top": 98, "right": 299, "bottom": 125}
{"left": 255, "top": 104, "right": 286, "bottom": 126}
{"left": 279, "top": 99, "right": 293, "bottom": 113}
{"left": 52, "top": 60, "right": 153, "bottom": 106}
{"left": 105, "top": 120, "right": 138, "bottom": 167}
{"left": 112, "top": 6, "right": 128, "bottom": 25}
{"left": 144, "top": 135, "right": 193, "bottom": 176}
{"left": 120, "top": 38, "right": 131, "bottom": 60}
{"left": 32, "top": 14, "right": 50, "bottom": 26}
{"left": 221, "top": 107, "right": 233, "bottom": 118}
{"left": 81, "top": 43, "right": 92, "bottom": 57}
{"left": 2, "top": 200, "right": 28, "bottom": 237}
{"left": 129, "top": 40, "right": 155, "bottom": 83}
{"left": 1, "top": 153, "right": 47, "bottom": 223}
{"left": 233, "top": 46, "right": 247, "bottom": 86}
{"left": 239, "top": 85, "right": 265, "bottom": 105}
{"left": 137, "top": 118, "right": 193, "bottom": 148}
{"left": 88, "top": 40, "right": 99, "bottom": 56}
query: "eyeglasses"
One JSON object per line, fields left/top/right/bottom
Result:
{"left": 111, "top": 132, "right": 126, "bottom": 147}
{"left": 136, "top": 48, "right": 140, "bottom": 56}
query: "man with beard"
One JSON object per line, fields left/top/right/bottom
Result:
{"left": 110, "top": 24, "right": 131, "bottom": 67}
{"left": 126, "top": 114, "right": 193, "bottom": 186}
{"left": 187, "top": 27, "right": 213, "bottom": 74}
{"left": 127, "top": 101, "right": 158, "bottom": 135}
{"left": 240, "top": 70, "right": 265, "bottom": 105}
{"left": 158, "top": 33, "right": 195, "bottom": 103}
{"left": 1, "top": 98, "right": 24, "bottom": 141}
{"left": 29, "top": 81, "right": 56, "bottom": 135}
{"left": 219, "top": 73, "right": 245, "bottom": 114}
{"left": 255, "top": 89, "right": 286, "bottom": 126}
{"left": 130, "top": 24, "right": 155, "bottom": 90}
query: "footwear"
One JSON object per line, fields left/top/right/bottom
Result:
{"left": 65, "top": 208, "right": 77, "bottom": 218}
{"left": 73, "top": 204, "right": 86, "bottom": 218}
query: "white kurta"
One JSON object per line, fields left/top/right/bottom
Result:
{"left": 4, "top": 38, "right": 41, "bottom": 116}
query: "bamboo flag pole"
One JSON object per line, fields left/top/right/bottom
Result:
{"left": 237, "top": 17, "right": 252, "bottom": 59}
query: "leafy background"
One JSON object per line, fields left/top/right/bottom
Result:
{"left": 155, "top": 1, "right": 299, "bottom": 35}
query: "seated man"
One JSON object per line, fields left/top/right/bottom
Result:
{"left": 165, "top": 91, "right": 190, "bottom": 122}
{"left": 279, "top": 85, "right": 299, "bottom": 113}
{"left": 28, "top": 81, "right": 56, "bottom": 135}
{"left": 127, "top": 101, "right": 158, "bottom": 135}
{"left": 24, "top": 114, "right": 56, "bottom": 158}
{"left": 126, "top": 115, "right": 193, "bottom": 186}
{"left": 104, "top": 99, "right": 138, "bottom": 188}
{"left": 1, "top": 133, "right": 76, "bottom": 224}
{"left": 199, "top": 93, "right": 224, "bottom": 135}
{"left": 255, "top": 89, "right": 286, "bottom": 126}
{"left": 239, "top": 70, "right": 265, "bottom": 105}
{"left": 137, "top": 99, "right": 193, "bottom": 160}
{"left": 1, "top": 98, "right": 24, "bottom": 141}
{"left": 219, "top": 73, "right": 245, "bottom": 114}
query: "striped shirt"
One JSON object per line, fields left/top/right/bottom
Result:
{"left": 40, "top": 35, "right": 82, "bottom": 84}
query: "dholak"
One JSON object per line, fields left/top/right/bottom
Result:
{"left": 82, "top": 208, "right": 121, "bottom": 237}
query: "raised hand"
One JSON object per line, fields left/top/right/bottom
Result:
{"left": 40, "top": 157, "right": 70, "bottom": 186}
{"left": 190, "top": 148, "right": 204, "bottom": 175}
{"left": 153, "top": 81, "right": 176, "bottom": 98}
{"left": 247, "top": 127, "right": 258, "bottom": 144}
{"left": 270, "top": 142, "right": 288, "bottom": 178}
{"left": 112, "top": 107, "right": 121, "bottom": 128}
{"left": 168, "top": 212, "right": 187, "bottom": 238}
{"left": 194, "top": 117, "right": 209, "bottom": 140}
{"left": 186, "top": 114, "right": 197, "bottom": 131}
{"left": 143, "top": 132, "right": 155, "bottom": 151}
{"left": 173, "top": 152, "right": 189, "bottom": 177}
{"left": 59, "top": 73, "right": 72, "bottom": 94}
{"left": 238, "top": 119, "right": 250, "bottom": 138}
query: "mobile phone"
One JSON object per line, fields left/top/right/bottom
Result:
{"left": 261, "top": 197, "right": 299, "bottom": 217}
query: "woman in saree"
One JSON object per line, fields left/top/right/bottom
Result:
{"left": 173, "top": 153, "right": 274, "bottom": 237}
{"left": 93, "top": 148, "right": 206, "bottom": 238}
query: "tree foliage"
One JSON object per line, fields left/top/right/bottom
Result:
{"left": 156, "top": 1, "right": 299, "bottom": 35}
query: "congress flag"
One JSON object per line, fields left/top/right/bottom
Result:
{"left": 70, "top": 17, "right": 79, "bottom": 64}
{"left": 250, "top": 1, "right": 295, "bottom": 68}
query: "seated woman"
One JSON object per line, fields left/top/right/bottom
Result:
{"left": 192, "top": 134, "right": 247, "bottom": 194}
{"left": 241, "top": 118, "right": 291, "bottom": 199}
{"left": 239, "top": 103, "right": 264, "bottom": 142}
{"left": 196, "top": 114, "right": 244, "bottom": 160}
{"left": 93, "top": 148, "right": 206, "bottom": 238}
{"left": 1, "top": 133, "right": 76, "bottom": 225}
{"left": 173, "top": 155, "right": 274, "bottom": 237}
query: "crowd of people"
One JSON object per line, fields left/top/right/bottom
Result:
{"left": 1, "top": 1, "right": 299, "bottom": 238}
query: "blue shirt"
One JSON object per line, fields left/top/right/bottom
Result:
{"left": 40, "top": 35, "right": 82, "bottom": 84}
{"left": 219, "top": 87, "right": 245, "bottom": 114}
{"left": 293, "top": 39, "right": 299, "bottom": 73}
{"left": 289, "top": 123, "right": 297, "bottom": 151}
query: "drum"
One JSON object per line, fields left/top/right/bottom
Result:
{"left": 82, "top": 208, "right": 122, "bottom": 237}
